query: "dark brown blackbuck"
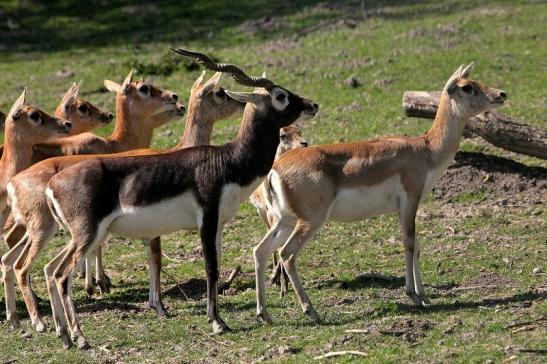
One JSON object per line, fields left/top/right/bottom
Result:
{"left": 43, "top": 49, "right": 318, "bottom": 349}
{"left": 44, "top": 49, "right": 318, "bottom": 348}
{"left": 252, "top": 63, "right": 507, "bottom": 324}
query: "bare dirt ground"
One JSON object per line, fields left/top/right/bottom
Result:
{"left": 434, "top": 150, "right": 546, "bottom": 205}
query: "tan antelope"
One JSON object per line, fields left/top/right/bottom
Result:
{"left": 250, "top": 125, "right": 308, "bottom": 227}
{"left": 252, "top": 63, "right": 507, "bottom": 324}
{"left": 1, "top": 70, "right": 182, "bottom": 331}
{"left": 1, "top": 82, "right": 112, "bottom": 236}
{"left": 29, "top": 69, "right": 179, "bottom": 163}
{"left": 0, "top": 90, "right": 72, "bottom": 298}
{"left": 42, "top": 49, "right": 317, "bottom": 348}
{"left": 0, "top": 82, "right": 113, "bottom": 159}
{"left": 0, "top": 89, "right": 72, "bottom": 236}
{"left": 249, "top": 125, "right": 308, "bottom": 294}
{"left": 2, "top": 71, "right": 242, "bottom": 332}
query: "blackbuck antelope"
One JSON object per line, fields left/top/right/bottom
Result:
{"left": 0, "top": 82, "right": 112, "bottom": 158}
{"left": 42, "top": 49, "right": 317, "bottom": 348}
{"left": 253, "top": 63, "right": 507, "bottom": 324}
{"left": 1, "top": 71, "right": 182, "bottom": 331}
{"left": 2, "top": 69, "right": 243, "bottom": 335}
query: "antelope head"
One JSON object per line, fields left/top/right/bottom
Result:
{"left": 57, "top": 82, "right": 113, "bottom": 134}
{"left": 171, "top": 49, "right": 319, "bottom": 129}
{"left": 6, "top": 88, "right": 72, "bottom": 143}
{"left": 443, "top": 63, "right": 507, "bottom": 121}
{"left": 104, "top": 69, "right": 183, "bottom": 128}
{"left": 189, "top": 70, "right": 246, "bottom": 121}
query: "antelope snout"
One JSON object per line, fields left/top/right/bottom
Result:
{"left": 492, "top": 89, "right": 507, "bottom": 104}
{"left": 58, "top": 120, "right": 72, "bottom": 133}
{"left": 175, "top": 103, "right": 186, "bottom": 116}
{"left": 103, "top": 112, "right": 114, "bottom": 124}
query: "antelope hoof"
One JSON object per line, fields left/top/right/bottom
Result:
{"left": 8, "top": 317, "right": 21, "bottom": 330}
{"left": 85, "top": 285, "right": 95, "bottom": 297}
{"left": 58, "top": 327, "right": 72, "bottom": 349}
{"left": 304, "top": 308, "right": 321, "bottom": 324}
{"left": 257, "top": 311, "right": 273, "bottom": 324}
{"left": 211, "top": 319, "right": 231, "bottom": 334}
{"left": 97, "top": 280, "right": 111, "bottom": 294}
{"left": 76, "top": 336, "right": 90, "bottom": 350}
{"left": 406, "top": 291, "right": 429, "bottom": 307}
{"left": 151, "top": 303, "right": 168, "bottom": 318}
{"left": 33, "top": 319, "right": 47, "bottom": 333}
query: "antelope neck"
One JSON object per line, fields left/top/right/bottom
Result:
{"left": 176, "top": 102, "right": 214, "bottom": 148}
{"left": 1, "top": 128, "right": 36, "bottom": 178}
{"left": 108, "top": 95, "right": 154, "bottom": 150}
{"left": 424, "top": 91, "right": 467, "bottom": 166}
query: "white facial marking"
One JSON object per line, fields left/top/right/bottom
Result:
{"left": 271, "top": 87, "right": 289, "bottom": 111}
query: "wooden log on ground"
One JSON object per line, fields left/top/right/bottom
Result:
{"left": 402, "top": 91, "right": 547, "bottom": 160}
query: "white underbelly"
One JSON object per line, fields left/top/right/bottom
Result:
{"left": 108, "top": 192, "right": 202, "bottom": 238}
{"left": 219, "top": 179, "right": 262, "bottom": 223}
{"left": 329, "top": 176, "right": 403, "bottom": 222}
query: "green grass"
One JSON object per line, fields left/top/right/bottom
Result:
{"left": 0, "top": 0, "right": 546, "bottom": 363}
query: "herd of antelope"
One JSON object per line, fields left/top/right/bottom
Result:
{"left": 0, "top": 48, "right": 506, "bottom": 349}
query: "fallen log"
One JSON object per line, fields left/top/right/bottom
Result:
{"left": 402, "top": 91, "right": 547, "bottom": 160}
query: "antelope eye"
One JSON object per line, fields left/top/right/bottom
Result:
{"left": 461, "top": 85, "right": 474, "bottom": 94}
{"left": 138, "top": 85, "right": 150, "bottom": 93}
{"left": 276, "top": 93, "right": 286, "bottom": 101}
{"left": 215, "top": 89, "right": 225, "bottom": 97}
{"left": 280, "top": 134, "right": 287, "bottom": 141}
{"left": 78, "top": 104, "right": 88, "bottom": 113}
{"left": 29, "top": 111, "right": 41, "bottom": 121}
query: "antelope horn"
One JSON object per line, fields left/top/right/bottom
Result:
{"left": 171, "top": 48, "right": 275, "bottom": 89}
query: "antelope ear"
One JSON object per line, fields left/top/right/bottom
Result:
{"left": 443, "top": 64, "right": 464, "bottom": 94}
{"left": 460, "top": 62, "right": 474, "bottom": 79}
{"left": 104, "top": 80, "right": 121, "bottom": 93}
{"left": 224, "top": 90, "right": 260, "bottom": 104}
{"left": 120, "top": 68, "right": 135, "bottom": 95}
{"left": 192, "top": 70, "right": 206, "bottom": 90}
{"left": 199, "top": 72, "right": 222, "bottom": 97}
{"left": 9, "top": 87, "right": 26, "bottom": 120}
{"left": 60, "top": 82, "right": 80, "bottom": 114}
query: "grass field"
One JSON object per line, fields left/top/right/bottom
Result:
{"left": 0, "top": 0, "right": 546, "bottom": 362}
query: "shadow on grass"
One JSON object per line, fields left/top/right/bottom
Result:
{"left": 395, "top": 289, "right": 546, "bottom": 315}
{"left": 313, "top": 273, "right": 405, "bottom": 291}
{"left": 0, "top": 0, "right": 509, "bottom": 53}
